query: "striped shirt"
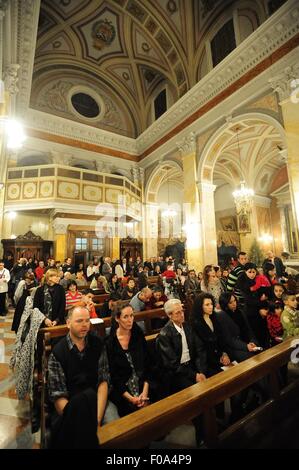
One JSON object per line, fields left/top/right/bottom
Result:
{"left": 65, "top": 290, "right": 82, "bottom": 310}
{"left": 226, "top": 264, "right": 245, "bottom": 299}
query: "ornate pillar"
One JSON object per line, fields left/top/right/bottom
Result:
{"left": 197, "top": 182, "right": 218, "bottom": 266}
{"left": 178, "top": 132, "right": 218, "bottom": 270}
{"left": 52, "top": 222, "right": 68, "bottom": 262}
{"left": 270, "top": 65, "right": 299, "bottom": 252}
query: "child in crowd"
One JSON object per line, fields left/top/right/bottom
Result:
{"left": 281, "top": 292, "right": 299, "bottom": 339}
{"left": 266, "top": 301, "right": 284, "bottom": 346}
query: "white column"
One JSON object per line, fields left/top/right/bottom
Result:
{"left": 197, "top": 181, "right": 218, "bottom": 266}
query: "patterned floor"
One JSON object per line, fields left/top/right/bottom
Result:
{"left": 0, "top": 310, "right": 39, "bottom": 449}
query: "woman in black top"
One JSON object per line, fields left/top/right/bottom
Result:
{"left": 191, "top": 292, "right": 231, "bottom": 377}
{"left": 105, "top": 303, "right": 152, "bottom": 417}
{"left": 218, "top": 292, "right": 259, "bottom": 362}
{"left": 33, "top": 269, "right": 66, "bottom": 326}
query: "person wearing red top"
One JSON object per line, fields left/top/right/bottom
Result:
{"left": 65, "top": 280, "right": 84, "bottom": 311}
{"left": 266, "top": 301, "right": 284, "bottom": 346}
{"left": 161, "top": 264, "right": 176, "bottom": 280}
{"left": 35, "top": 261, "right": 45, "bottom": 282}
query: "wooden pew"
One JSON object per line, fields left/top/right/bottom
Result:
{"left": 98, "top": 336, "right": 299, "bottom": 449}
{"left": 38, "top": 322, "right": 159, "bottom": 449}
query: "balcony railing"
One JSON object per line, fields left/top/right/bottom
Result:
{"left": 5, "top": 164, "right": 142, "bottom": 216}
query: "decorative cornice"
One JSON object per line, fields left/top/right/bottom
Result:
{"left": 16, "top": 0, "right": 41, "bottom": 115}
{"left": 25, "top": 109, "right": 138, "bottom": 157}
{"left": 4, "top": 64, "right": 20, "bottom": 95}
{"left": 177, "top": 132, "right": 196, "bottom": 157}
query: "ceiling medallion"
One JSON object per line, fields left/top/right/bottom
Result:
{"left": 91, "top": 19, "right": 116, "bottom": 51}
{"left": 167, "top": 0, "right": 177, "bottom": 14}
{"left": 141, "top": 42, "right": 150, "bottom": 53}
{"left": 122, "top": 72, "right": 130, "bottom": 81}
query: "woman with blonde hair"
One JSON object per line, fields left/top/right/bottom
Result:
{"left": 33, "top": 269, "right": 66, "bottom": 326}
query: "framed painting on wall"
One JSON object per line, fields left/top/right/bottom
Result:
{"left": 237, "top": 213, "right": 251, "bottom": 233}
{"left": 220, "top": 216, "right": 237, "bottom": 231}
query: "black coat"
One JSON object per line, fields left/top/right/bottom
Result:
{"left": 106, "top": 323, "right": 151, "bottom": 401}
{"left": 156, "top": 320, "right": 207, "bottom": 392}
{"left": 33, "top": 283, "right": 66, "bottom": 324}
{"left": 236, "top": 273, "right": 270, "bottom": 348}
{"left": 217, "top": 309, "right": 258, "bottom": 362}
{"left": 192, "top": 314, "right": 226, "bottom": 377}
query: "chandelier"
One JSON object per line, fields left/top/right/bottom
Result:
{"left": 233, "top": 181, "right": 254, "bottom": 214}
{"left": 232, "top": 128, "right": 254, "bottom": 214}
{"left": 161, "top": 167, "right": 177, "bottom": 218}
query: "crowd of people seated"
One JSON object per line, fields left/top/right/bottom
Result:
{"left": 2, "top": 250, "right": 299, "bottom": 448}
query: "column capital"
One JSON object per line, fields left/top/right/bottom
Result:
{"left": 177, "top": 132, "right": 196, "bottom": 157}
{"left": 4, "top": 64, "right": 20, "bottom": 96}
{"left": 196, "top": 181, "right": 217, "bottom": 193}
{"left": 269, "top": 65, "right": 299, "bottom": 103}
{"left": 52, "top": 221, "right": 68, "bottom": 235}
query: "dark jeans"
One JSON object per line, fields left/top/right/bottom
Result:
{"left": 0, "top": 292, "right": 7, "bottom": 315}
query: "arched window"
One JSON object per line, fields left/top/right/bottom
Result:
{"left": 154, "top": 89, "right": 167, "bottom": 120}
{"left": 211, "top": 19, "right": 236, "bottom": 67}
{"left": 268, "top": 0, "right": 287, "bottom": 15}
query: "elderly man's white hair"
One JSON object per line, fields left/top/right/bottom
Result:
{"left": 164, "top": 298, "right": 182, "bottom": 315}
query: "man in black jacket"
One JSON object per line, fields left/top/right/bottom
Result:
{"left": 47, "top": 306, "right": 118, "bottom": 448}
{"left": 156, "top": 299, "right": 207, "bottom": 392}
{"left": 156, "top": 299, "right": 207, "bottom": 446}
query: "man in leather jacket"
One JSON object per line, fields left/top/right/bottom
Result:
{"left": 156, "top": 299, "right": 207, "bottom": 446}
{"left": 156, "top": 299, "right": 207, "bottom": 392}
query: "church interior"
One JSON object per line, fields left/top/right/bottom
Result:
{"left": 0, "top": 0, "right": 299, "bottom": 450}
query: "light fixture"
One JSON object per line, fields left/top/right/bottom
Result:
{"left": 232, "top": 127, "right": 254, "bottom": 214}
{"left": 161, "top": 167, "right": 177, "bottom": 218}
{"left": 7, "top": 211, "right": 17, "bottom": 220}
{"left": 5, "top": 119, "right": 26, "bottom": 149}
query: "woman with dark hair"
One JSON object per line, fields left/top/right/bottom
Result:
{"left": 236, "top": 263, "right": 270, "bottom": 349}
{"left": 121, "top": 277, "right": 137, "bottom": 300}
{"left": 106, "top": 302, "right": 153, "bottom": 417}
{"left": 263, "top": 262, "right": 278, "bottom": 287}
{"left": 217, "top": 292, "right": 259, "bottom": 362}
{"left": 108, "top": 273, "right": 121, "bottom": 294}
{"left": 191, "top": 292, "right": 230, "bottom": 377}
{"left": 65, "top": 280, "right": 84, "bottom": 311}
{"left": 200, "top": 265, "right": 224, "bottom": 308}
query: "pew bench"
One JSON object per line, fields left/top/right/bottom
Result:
{"left": 98, "top": 336, "right": 299, "bottom": 449}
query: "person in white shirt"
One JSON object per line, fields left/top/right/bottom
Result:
{"left": 0, "top": 260, "right": 11, "bottom": 316}
{"left": 156, "top": 298, "right": 207, "bottom": 446}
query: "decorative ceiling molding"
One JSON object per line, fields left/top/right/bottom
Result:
{"left": 13, "top": 0, "right": 299, "bottom": 162}
{"left": 136, "top": 0, "right": 299, "bottom": 155}
{"left": 25, "top": 108, "right": 139, "bottom": 156}
{"left": 16, "top": 0, "right": 41, "bottom": 115}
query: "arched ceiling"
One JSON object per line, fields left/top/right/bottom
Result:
{"left": 30, "top": 0, "right": 237, "bottom": 138}
{"left": 212, "top": 120, "right": 285, "bottom": 196}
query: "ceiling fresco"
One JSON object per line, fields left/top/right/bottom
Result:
{"left": 30, "top": 0, "right": 236, "bottom": 137}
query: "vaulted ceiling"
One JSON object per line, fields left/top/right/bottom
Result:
{"left": 30, "top": 0, "right": 237, "bottom": 138}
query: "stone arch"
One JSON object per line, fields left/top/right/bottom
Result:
{"left": 145, "top": 159, "right": 183, "bottom": 204}
{"left": 198, "top": 112, "right": 286, "bottom": 186}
